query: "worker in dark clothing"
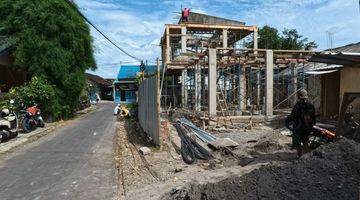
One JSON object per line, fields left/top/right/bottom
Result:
{"left": 182, "top": 8, "right": 190, "bottom": 22}
{"left": 286, "top": 89, "right": 316, "bottom": 158}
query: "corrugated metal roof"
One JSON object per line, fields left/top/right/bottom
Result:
{"left": 326, "top": 42, "right": 360, "bottom": 53}
{"left": 309, "top": 53, "right": 360, "bottom": 65}
{"left": 117, "top": 65, "right": 157, "bottom": 80}
{"left": 178, "top": 12, "right": 245, "bottom": 26}
{"left": 275, "top": 63, "right": 342, "bottom": 77}
{"left": 309, "top": 42, "right": 360, "bottom": 65}
{"left": 85, "top": 73, "right": 112, "bottom": 86}
{"left": 305, "top": 69, "right": 339, "bottom": 75}
{"left": 303, "top": 63, "right": 343, "bottom": 72}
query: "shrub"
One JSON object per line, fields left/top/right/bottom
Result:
{"left": 6, "top": 76, "right": 63, "bottom": 119}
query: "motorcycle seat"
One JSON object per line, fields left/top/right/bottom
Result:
{"left": 0, "top": 120, "right": 11, "bottom": 127}
{"left": 315, "top": 123, "right": 336, "bottom": 130}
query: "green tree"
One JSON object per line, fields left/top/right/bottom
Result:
{"left": 0, "top": 0, "right": 96, "bottom": 117}
{"left": 281, "top": 28, "right": 317, "bottom": 50}
{"left": 246, "top": 25, "right": 318, "bottom": 50}
{"left": 257, "top": 25, "right": 282, "bottom": 49}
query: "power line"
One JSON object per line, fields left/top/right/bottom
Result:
{"left": 65, "top": 0, "right": 143, "bottom": 62}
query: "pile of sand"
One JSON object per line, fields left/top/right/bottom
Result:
{"left": 162, "top": 138, "right": 360, "bottom": 200}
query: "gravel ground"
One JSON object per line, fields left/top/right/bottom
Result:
{"left": 162, "top": 138, "right": 360, "bottom": 200}
{"left": 120, "top": 122, "right": 299, "bottom": 200}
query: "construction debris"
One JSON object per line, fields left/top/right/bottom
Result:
{"left": 179, "top": 118, "right": 217, "bottom": 143}
{"left": 208, "top": 138, "right": 239, "bottom": 149}
{"left": 174, "top": 122, "right": 212, "bottom": 164}
{"left": 179, "top": 117, "right": 239, "bottom": 149}
{"left": 139, "top": 147, "right": 152, "bottom": 155}
{"left": 162, "top": 138, "right": 360, "bottom": 200}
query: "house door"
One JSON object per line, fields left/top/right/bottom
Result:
{"left": 321, "top": 71, "right": 340, "bottom": 119}
{"left": 121, "top": 90, "right": 126, "bottom": 101}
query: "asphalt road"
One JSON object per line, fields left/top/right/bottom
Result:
{"left": 0, "top": 102, "right": 118, "bottom": 200}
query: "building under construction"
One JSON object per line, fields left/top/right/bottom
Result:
{"left": 160, "top": 12, "right": 319, "bottom": 126}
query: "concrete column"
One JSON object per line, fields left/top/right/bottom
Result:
{"left": 256, "top": 69, "right": 261, "bottom": 109}
{"left": 208, "top": 48, "right": 217, "bottom": 116}
{"left": 166, "top": 26, "right": 170, "bottom": 63}
{"left": 172, "top": 75, "right": 177, "bottom": 106}
{"left": 181, "top": 26, "right": 187, "bottom": 53}
{"left": 290, "top": 62, "right": 297, "bottom": 106}
{"left": 238, "top": 65, "right": 246, "bottom": 112}
{"left": 201, "top": 69, "right": 206, "bottom": 110}
{"left": 223, "top": 71, "right": 227, "bottom": 101}
{"left": 265, "top": 50, "right": 274, "bottom": 117}
{"left": 253, "top": 29, "right": 258, "bottom": 50}
{"left": 248, "top": 66, "right": 252, "bottom": 105}
{"left": 222, "top": 29, "right": 228, "bottom": 48}
{"left": 194, "top": 64, "right": 201, "bottom": 111}
{"left": 181, "top": 70, "right": 188, "bottom": 108}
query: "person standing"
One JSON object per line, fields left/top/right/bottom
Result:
{"left": 182, "top": 8, "right": 190, "bottom": 22}
{"left": 286, "top": 89, "right": 316, "bottom": 157}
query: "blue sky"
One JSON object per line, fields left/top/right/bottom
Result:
{"left": 76, "top": 0, "right": 360, "bottom": 78}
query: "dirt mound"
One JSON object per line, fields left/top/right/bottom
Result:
{"left": 252, "top": 139, "right": 283, "bottom": 153}
{"left": 162, "top": 139, "right": 360, "bottom": 200}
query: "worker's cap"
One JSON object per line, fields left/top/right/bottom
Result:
{"left": 297, "top": 89, "right": 308, "bottom": 99}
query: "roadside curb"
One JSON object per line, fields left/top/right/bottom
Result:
{"left": 0, "top": 105, "right": 98, "bottom": 155}
{"left": 0, "top": 124, "right": 57, "bottom": 154}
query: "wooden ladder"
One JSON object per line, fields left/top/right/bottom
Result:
{"left": 216, "top": 85, "right": 234, "bottom": 128}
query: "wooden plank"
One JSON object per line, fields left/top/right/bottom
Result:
{"left": 165, "top": 23, "right": 257, "bottom": 31}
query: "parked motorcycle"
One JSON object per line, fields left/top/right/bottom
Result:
{"left": 286, "top": 111, "right": 359, "bottom": 149}
{"left": 309, "top": 124, "right": 335, "bottom": 149}
{"left": 22, "top": 104, "right": 45, "bottom": 133}
{"left": 0, "top": 100, "right": 18, "bottom": 143}
{"left": 285, "top": 116, "right": 335, "bottom": 149}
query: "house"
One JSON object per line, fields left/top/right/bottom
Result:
{"left": 308, "top": 42, "right": 360, "bottom": 119}
{"left": 85, "top": 73, "right": 113, "bottom": 101}
{"left": 113, "top": 65, "right": 157, "bottom": 104}
{"left": 0, "top": 36, "right": 28, "bottom": 95}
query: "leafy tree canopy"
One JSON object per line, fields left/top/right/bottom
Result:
{"left": 0, "top": 0, "right": 96, "bottom": 117}
{"left": 247, "top": 25, "right": 318, "bottom": 50}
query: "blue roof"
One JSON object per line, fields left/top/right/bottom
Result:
{"left": 117, "top": 65, "right": 157, "bottom": 80}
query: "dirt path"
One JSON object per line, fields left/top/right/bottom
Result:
{"left": 115, "top": 119, "right": 159, "bottom": 198}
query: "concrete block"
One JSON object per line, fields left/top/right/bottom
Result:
{"left": 139, "top": 147, "right": 151, "bottom": 155}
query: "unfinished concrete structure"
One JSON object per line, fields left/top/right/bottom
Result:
{"left": 160, "top": 12, "right": 317, "bottom": 126}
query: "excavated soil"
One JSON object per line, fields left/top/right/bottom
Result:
{"left": 162, "top": 139, "right": 360, "bottom": 200}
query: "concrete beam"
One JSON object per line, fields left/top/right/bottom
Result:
{"left": 181, "top": 26, "right": 187, "bottom": 53}
{"left": 208, "top": 48, "right": 217, "bottom": 116}
{"left": 265, "top": 50, "right": 274, "bottom": 117}
{"left": 194, "top": 64, "right": 201, "bottom": 111}
{"left": 181, "top": 70, "right": 188, "bottom": 108}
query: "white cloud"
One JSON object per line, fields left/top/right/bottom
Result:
{"left": 77, "top": 0, "right": 360, "bottom": 78}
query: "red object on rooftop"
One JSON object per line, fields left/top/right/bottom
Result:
{"left": 183, "top": 8, "right": 190, "bottom": 17}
